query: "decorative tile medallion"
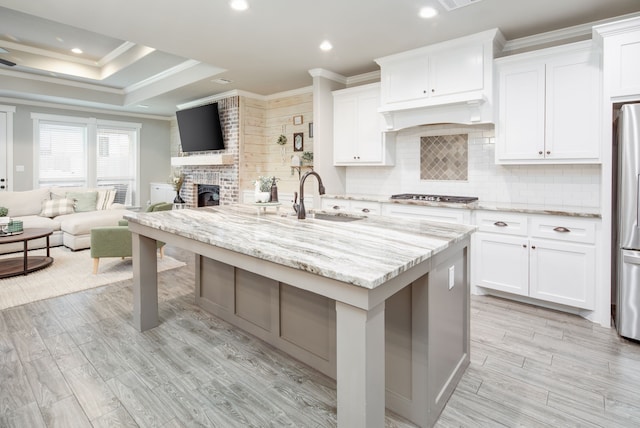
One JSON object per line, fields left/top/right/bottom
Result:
{"left": 420, "top": 134, "right": 468, "bottom": 181}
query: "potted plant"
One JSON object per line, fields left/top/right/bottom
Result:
{"left": 170, "top": 170, "right": 185, "bottom": 203}
{"left": 254, "top": 176, "right": 273, "bottom": 203}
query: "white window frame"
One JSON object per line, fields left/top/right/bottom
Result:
{"left": 32, "top": 113, "right": 141, "bottom": 206}
{"left": 0, "top": 105, "right": 16, "bottom": 191}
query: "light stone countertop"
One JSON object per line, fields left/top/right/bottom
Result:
{"left": 124, "top": 204, "right": 476, "bottom": 290}
{"left": 323, "top": 194, "right": 601, "bottom": 219}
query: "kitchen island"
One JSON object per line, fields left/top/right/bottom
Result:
{"left": 124, "top": 205, "right": 475, "bottom": 428}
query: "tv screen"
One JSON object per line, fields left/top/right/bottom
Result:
{"left": 176, "top": 103, "right": 225, "bottom": 152}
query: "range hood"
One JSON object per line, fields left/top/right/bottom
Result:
{"left": 374, "top": 28, "right": 503, "bottom": 131}
{"left": 378, "top": 94, "right": 491, "bottom": 131}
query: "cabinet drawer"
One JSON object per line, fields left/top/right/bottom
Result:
{"left": 475, "top": 211, "right": 528, "bottom": 236}
{"left": 350, "top": 201, "right": 381, "bottom": 215}
{"left": 382, "top": 204, "right": 469, "bottom": 224}
{"left": 530, "top": 216, "right": 596, "bottom": 244}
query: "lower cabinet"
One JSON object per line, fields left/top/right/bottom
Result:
{"left": 473, "top": 211, "right": 597, "bottom": 310}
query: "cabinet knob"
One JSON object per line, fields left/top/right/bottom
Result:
{"left": 538, "top": 151, "right": 543, "bottom": 155}
{"left": 546, "top": 151, "right": 551, "bottom": 155}
{"left": 423, "top": 90, "right": 427, "bottom": 94}
{"left": 522, "top": 244, "right": 527, "bottom": 248}
{"left": 431, "top": 89, "right": 435, "bottom": 93}
{"left": 553, "top": 226, "right": 570, "bottom": 233}
{"left": 0, "top": 178, "right": 5, "bottom": 182}
{"left": 494, "top": 221, "right": 508, "bottom": 227}
{"left": 531, "top": 245, "right": 536, "bottom": 250}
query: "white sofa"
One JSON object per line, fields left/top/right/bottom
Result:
{"left": 0, "top": 187, "right": 132, "bottom": 254}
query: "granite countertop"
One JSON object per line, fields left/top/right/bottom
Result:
{"left": 124, "top": 204, "right": 476, "bottom": 290}
{"left": 323, "top": 194, "right": 601, "bottom": 218}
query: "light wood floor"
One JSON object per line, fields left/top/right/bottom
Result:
{"left": 1, "top": 246, "right": 640, "bottom": 427}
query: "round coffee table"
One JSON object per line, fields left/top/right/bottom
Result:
{"left": 0, "top": 228, "right": 54, "bottom": 278}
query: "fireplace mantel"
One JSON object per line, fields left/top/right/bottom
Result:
{"left": 171, "top": 154, "right": 235, "bottom": 167}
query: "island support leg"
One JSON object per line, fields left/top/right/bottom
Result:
{"left": 132, "top": 232, "right": 158, "bottom": 331}
{"left": 335, "top": 301, "right": 385, "bottom": 428}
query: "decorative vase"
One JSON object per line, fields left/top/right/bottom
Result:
{"left": 174, "top": 191, "right": 184, "bottom": 203}
{"left": 255, "top": 192, "right": 270, "bottom": 203}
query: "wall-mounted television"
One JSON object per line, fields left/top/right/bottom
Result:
{"left": 176, "top": 103, "right": 225, "bottom": 152}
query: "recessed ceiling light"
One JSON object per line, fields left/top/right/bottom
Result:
{"left": 212, "top": 78, "right": 233, "bottom": 84}
{"left": 319, "top": 40, "right": 333, "bottom": 51}
{"left": 71, "top": 48, "right": 83, "bottom": 54}
{"left": 230, "top": 0, "right": 249, "bottom": 11}
{"left": 419, "top": 7, "right": 438, "bottom": 18}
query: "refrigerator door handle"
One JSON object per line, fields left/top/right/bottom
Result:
{"left": 623, "top": 252, "right": 640, "bottom": 265}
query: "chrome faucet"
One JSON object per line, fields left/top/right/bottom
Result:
{"left": 297, "top": 171, "right": 326, "bottom": 219}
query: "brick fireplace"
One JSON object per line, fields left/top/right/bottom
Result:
{"left": 176, "top": 96, "right": 240, "bottom": 207}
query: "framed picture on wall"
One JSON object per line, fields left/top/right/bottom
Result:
{"left": 293, "top": 115, "right": 303, "bottom": 125}
{"left": 293, "top": 132, "right": 303, "bottom": 151}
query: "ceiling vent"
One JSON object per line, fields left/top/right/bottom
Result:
{"left": 437, "top": 0, "right": 482, "bottom": 11}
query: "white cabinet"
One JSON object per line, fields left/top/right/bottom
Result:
{"left": 333, "top": 83, "right": 395, "bottom": 166}
{"left": 594, "top": 16, "right": 640, "bottom": 98}
{"left": 473, "top": 211, "right": 597, "bottom": 310}
{"left": 150, "top": 182, "right": 174, "bottom": 204}
{"left": 321, "top": 198, "right": 381, "bottom": 215}
{"left": 495, "top": 41, "right": 601, "bottom": 164}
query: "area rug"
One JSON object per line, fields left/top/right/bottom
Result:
{"left": 0, "top": 246, "right": 186, "bottom": 310}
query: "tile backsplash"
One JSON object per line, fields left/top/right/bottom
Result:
{"left": 344, "top": 124, "right": 601, "bottom": 209}
{"left": 420, "top": 134, "right": 468, "bottom": 181}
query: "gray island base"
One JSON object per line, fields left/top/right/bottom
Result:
{"left": 124, "top": 205, "right": 475, "bottom": 428}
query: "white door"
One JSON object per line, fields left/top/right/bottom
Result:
{"left": 529, "top": 239, "right": 595, "bottom": 310}
{"left": 474, "top": 232, "right": 529, "bottom": 296}
{"left": 0, "top": 111, "right": 7, "bottom": 192}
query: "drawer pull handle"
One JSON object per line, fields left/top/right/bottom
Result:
{"left": 531, "top": 245, "right": 536, "bottom": 249}
{"left": 332, "top": 205, "right": 341, "bottom": 210}
{"left": 553, "top": 226, "right": 570, "bottom": 233}
{"left": 522, "top": 244, "right": 527, "bottom": 248}
{"left": 494, "top": 221, "right": 508, "bottom": 227}
{"left": 361, "top": 208, "right": 370, "bottom": 213}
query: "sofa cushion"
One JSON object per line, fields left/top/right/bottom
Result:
{"left": 57, "top": 209, "right": 129, "bottom": 235}
{"left": 66, "top": 191, "right": 98, "bottom": 212}
{"left": 14, "top": 214, "right": 61, "bottom": 231}
{"left": 40, "top": 198, "right": 75, "bottom": 217}
{"left": 0, "top": 188, "right": 51, "bottom": 217}
{"left": 96, "top": 189, "right": 116, "bottom": 210}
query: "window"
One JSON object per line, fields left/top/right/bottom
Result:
{"left": 32, "top": 114, "right": 140, "bottom": 206}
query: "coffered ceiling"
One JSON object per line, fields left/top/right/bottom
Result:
{"left": 0, "top": 0, "right": 639, "bottom": 117}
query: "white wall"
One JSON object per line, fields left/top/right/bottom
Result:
{"left": 344, "top": 124, "right": 601, "bottom": 209}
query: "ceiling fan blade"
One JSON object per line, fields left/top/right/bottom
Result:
{"left": 0, "top": 58, "right": 16, "bottom": 67}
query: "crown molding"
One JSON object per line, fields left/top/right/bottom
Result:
{"left": 308, "top": 68, "right": 347, "bottom": 84}
{"left": 97, "top": 41, "right": 137, "bottom": 67}
{"left": 0, "top": 96, "right": 172, "bottom": 120}
{"left": 0, "top": 67, "right": 123, "bottom": 93}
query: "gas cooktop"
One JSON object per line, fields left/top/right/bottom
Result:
{"left": 390, "top": 194, "right": 478, "bottom": 203}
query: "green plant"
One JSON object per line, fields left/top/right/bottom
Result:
{"left": 0, "top": 206, "right": 7, "bottom": 217}
{"left": 276, "top": 134, "right": 287, "bottom": 145}
{"left": 301, "top": 151, "right": 313, "bottom": 163}
{"left": 256, "top": 176, "right": 273, "bottom": 192}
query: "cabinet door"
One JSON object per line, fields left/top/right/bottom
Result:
{"left": 356, "top": 92, "right": 384, "bottom": 163}
{"left": 429, "top": 43, "right": 484, "bottom": 97}
{"left": 496, "top": 62, "right": 546, "bottom": 161}
{"left": 474, "top": 232, "right": 529, "bottom": 296}
{"left": 529, "top": 239, "right": 595, "bottom": 310}
{"left": 607, "top": 30, "right": 640, "bottom": 97}
{"left": 333, "top": 96, "right": 358, "bottom": 164}
{"left": 381, "top": 56, "right": 429, "bottom": 104}
{"left": 545, "top": 51, "right": 600, "bottom": 160}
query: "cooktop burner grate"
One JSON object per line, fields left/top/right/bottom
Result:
{"left": 390, "top": 194, "right": 478, "bottom": 203}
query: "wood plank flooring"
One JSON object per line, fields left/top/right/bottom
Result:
{"left": 1, "top": 246, "right": 639, "bottom": 427}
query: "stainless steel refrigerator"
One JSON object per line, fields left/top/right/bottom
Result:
{"left": 615, "top": 103, "right": 640, "bottom": 341}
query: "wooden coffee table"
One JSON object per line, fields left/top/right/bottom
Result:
{"left": 0, "top": 228, "right": 54, "bottom": 278}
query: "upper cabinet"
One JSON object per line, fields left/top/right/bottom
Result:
{"left": 593, "top": 16, "right": 640, "bottom": 98}
{"left": 495, "top": 41, "right": 601, "bottom": 164}
{"left": 375, "top": 29, "right": 504, "bottom": 131}
{"left": 333, "top": 83, "right": 395, "bottom": 166}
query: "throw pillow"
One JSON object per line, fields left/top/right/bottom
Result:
{"left": 0, "top": 206, "right": 7, "bottom": 217}
{"left": 40, "top": 198, "right": 75, "bottom": 217}
{"left": 96, "top": 189, "right": 116, "bottom": 210}
{"left": 66, "top": 191, "right": 98, "bottom": 212}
